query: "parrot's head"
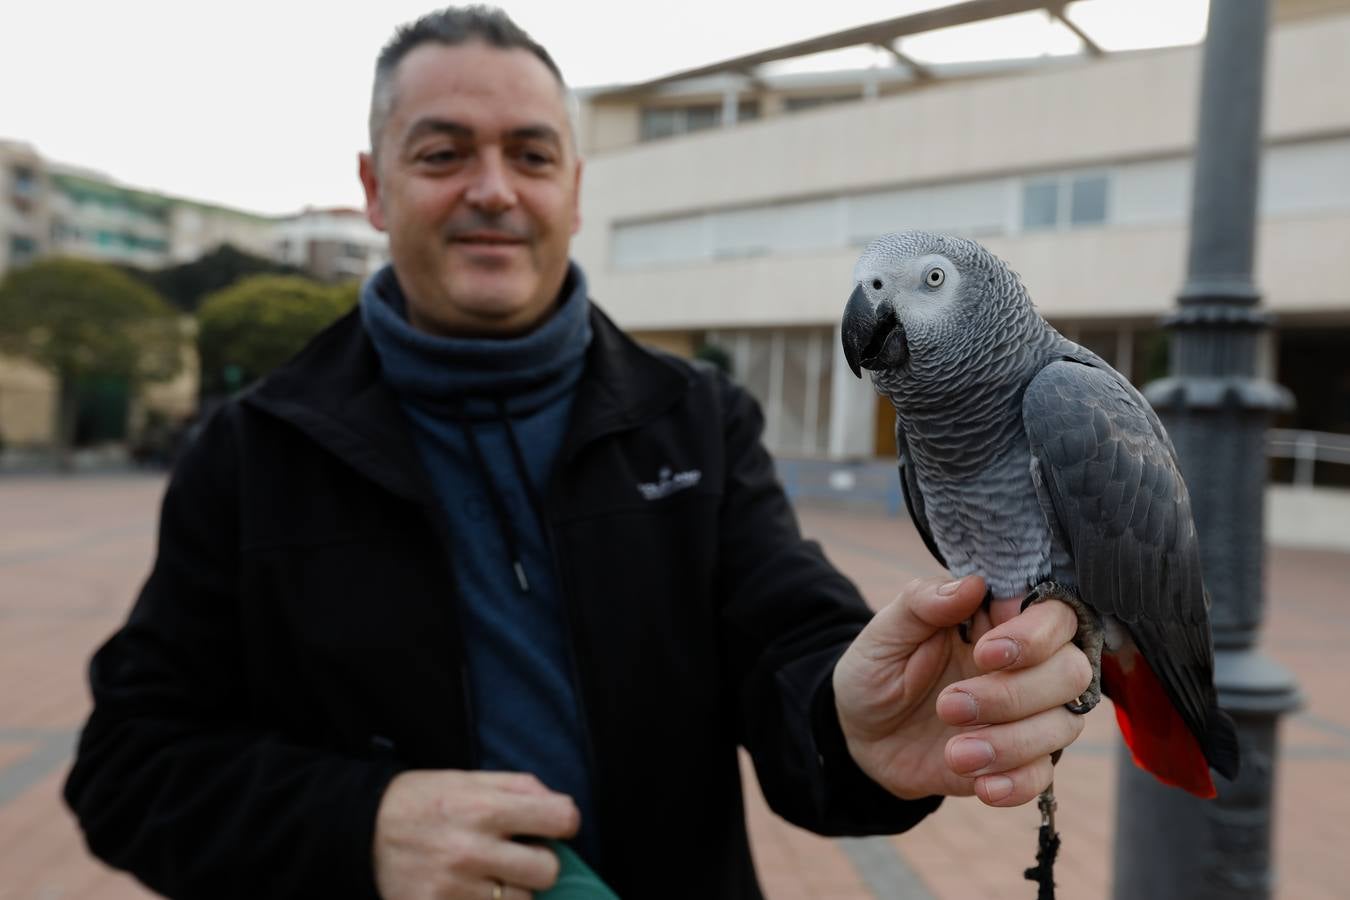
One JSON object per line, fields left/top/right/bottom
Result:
{"left": 841, "top": 230, "right": 1031, "bottom": 384}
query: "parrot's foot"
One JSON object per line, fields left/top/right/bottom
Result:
{"left": 1022, "top": 582, "right": 1103, "bottom": 715}
{"left": 957, "top": 587, "right": 996, "bottom": 644}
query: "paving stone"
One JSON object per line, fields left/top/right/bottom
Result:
{"left": 1, "top": 475, "right": 1346, "bottom": 898}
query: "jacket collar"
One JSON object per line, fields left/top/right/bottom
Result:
{"left": 243, "top": 303, "right": 691, "bottom": 504}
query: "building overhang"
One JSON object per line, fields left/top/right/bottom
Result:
{"left": 588, "top": 0, "right": 1110, "bottom": 101}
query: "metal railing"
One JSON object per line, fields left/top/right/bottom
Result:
{"left": 778, "top": 429, "right": 1350, "bottom": 514}
{"left": 1267, "top": 429, "right": 1350, "bottom": 488}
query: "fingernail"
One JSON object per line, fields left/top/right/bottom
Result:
{"left": 950, "top": 738, "right": 995, "bottom": 773}
{"left": 938, "top": 578, "right": 963, "bottom": 596}
{"left": 937, "top": 689, "right": 978, "bottom": 725}
{"left": 984, "top": 638, "right": 1021, "bottom": 668}
{"left": 981, "top": 775, "right": 1013, "bottom": 802}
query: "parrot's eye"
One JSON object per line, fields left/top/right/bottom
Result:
{"left": 871, "top": 279, "right": 883, "bottom": 290}
{"left": 925, "top": 267, "right": 946, "bottom": 288}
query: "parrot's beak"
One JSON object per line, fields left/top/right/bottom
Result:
{"left": 842, "top": 285, "right": 903, "bottom": 378}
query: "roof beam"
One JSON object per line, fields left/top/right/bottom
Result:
{"left": 595, "top": 0, "right": 1072, "bottom": 97}
{"left": 872, "top": 42, "right": 936, "bottom": 80}
{"left": 1047, "top": 2, "right": 1105, "bottom": 57}
{"left": 733, "top": 67, "right": 771, "bottom": 93}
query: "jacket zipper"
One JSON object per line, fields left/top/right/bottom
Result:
{"left": 420, "top": 503, "right": 480, "bottom": 769}
{"left": 541, "top": 479, "right": 604, "bottom": 868}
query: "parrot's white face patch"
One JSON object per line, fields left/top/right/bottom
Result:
{"left": 893, "top": 253, "right": 962, "bottom": 329}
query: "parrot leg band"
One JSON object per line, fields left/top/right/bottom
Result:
{"left": 956, "top": 588, "right": 995, "bottom": 644}
{"left": 1022, "top": 582, "right": 1103, "bottom": 715}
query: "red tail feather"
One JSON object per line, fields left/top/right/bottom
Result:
{"left": 1100, "top": 649, "right": 1216, "bottom": 798}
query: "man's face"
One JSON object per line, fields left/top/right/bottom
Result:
{"left": 359, "top": 42, "right": 582, "bottom": 337}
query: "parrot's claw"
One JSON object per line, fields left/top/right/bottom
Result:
{"left": 1022, "top": 581, "right": 1103, "bottom": 716}
{"left": 956, "top": 588, "right": 996, "bottom": 644}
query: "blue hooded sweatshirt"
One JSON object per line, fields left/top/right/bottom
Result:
{"left": 361, "top": 263, "right": 598, "bottom": 859}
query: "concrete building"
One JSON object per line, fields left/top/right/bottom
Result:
{"left": 2, "top": 144, "right": 277, "bottom": 280}
{"left": 272, "top": 207, "right": 390, "bottom": 283}
{"left": 0, "top": 141, "right": 53, "bottom": 274}
{"left": 571, "top": 0, "right": 1350, "bottom": 463}
{"left": 42, "top": 168, "right": 275, "bottom": 271}
{"left": 0, "top": 142, "right": 57, "bottom": 445}
{"left": 0, "top": 145, "right": 383, "bottom": 283}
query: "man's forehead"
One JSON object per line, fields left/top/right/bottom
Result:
{"left": 390, "top": 41, "right": 568, "bottom": 129}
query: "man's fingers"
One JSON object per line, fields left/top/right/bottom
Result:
{"left": 971, "top": 754, "right": 1057, "bottom": 807}
{"left": 480, "top": 771, "right": 553, "bottom": 795}
{"left": 479, "top": 790, "right": 580, "bottom": 840}
{"left": 973, "top": 597, "right": 1080, "bottom": 672}
{"left": 945, "top": 706, "right": 1085, "bottom": 779}
{"left": 444, "top": 835, "right": 558, "bottom": 894}
{"left": 936, "top": 643, "right": 1091, "bottom": 726}
{"left": 488, "top": 839, "right": 564, "bottom": 892}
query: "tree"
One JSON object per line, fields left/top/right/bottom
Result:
{"left": 0, "top": 258, "right": 184, "bottom": 461}
{"left": 197, "top": 275, "right": 356, "bottom": 396}
{"left": 123, "top": 243, "right": 305, "bottom": 313}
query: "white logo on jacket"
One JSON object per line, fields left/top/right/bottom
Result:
{"left": 637, "top": 466, "right": 702, "bottom": 500}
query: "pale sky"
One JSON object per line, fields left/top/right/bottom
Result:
{"left": 1, "top": 0, "right": 1208, "bottom": 216}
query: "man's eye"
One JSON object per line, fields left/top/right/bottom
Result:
{"left": 421, "top": 149, "right": 460, "bottom": 164}
{"left": 518, "top": 148, "right": 555, "bottom": 167}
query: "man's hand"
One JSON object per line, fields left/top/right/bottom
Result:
{"left": 373, "top": 770, "right": 580, "bottom": 900}
{"left": 833, "top": 575, "right": 1091, "bottom": 807}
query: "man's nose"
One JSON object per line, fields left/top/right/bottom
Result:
{"left": 465, "top": 150, "right": 517, "bottom": 212}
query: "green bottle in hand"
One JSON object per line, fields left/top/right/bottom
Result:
{"left": 538, "top": 841, "right": 619, "bottom": 899}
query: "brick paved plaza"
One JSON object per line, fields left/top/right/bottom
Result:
{"left": 1, "top": 473, "right": 1347, "bottom": 898}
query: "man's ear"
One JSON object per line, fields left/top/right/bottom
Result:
{"left": 358, "top": 152, "right": 387, "bottom": 232}
{"left": 570, "top": 158, "right": 584, "bottom": 235}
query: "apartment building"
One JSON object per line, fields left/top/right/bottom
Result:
{"left": 0, "top": 141, "right": 52, "bottom": 274}
{"left": 0, "top": 149, "right": 389, "bottom": 283}
{"left": 273, "top": 207, "right": 390, "bottom": 283}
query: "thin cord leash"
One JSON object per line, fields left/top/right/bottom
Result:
{"left": 1024, "top": 781, "right": 1060, "bottom": 899}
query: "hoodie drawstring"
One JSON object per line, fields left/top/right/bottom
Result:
{"left": 454, "top": 399, "right": 545, "bottom": 594}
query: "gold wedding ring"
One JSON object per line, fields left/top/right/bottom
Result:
{"left": 492, "top": 882, "right": 504, "bottom": 900}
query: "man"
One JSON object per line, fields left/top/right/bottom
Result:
{"left": 65, "top": 7, "right": 1090, "bottom": 899}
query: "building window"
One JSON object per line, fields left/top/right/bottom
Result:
{"left": 684, "top": 105, "right": 719, "bottom": 132}
{"left": 50, "top": 222, "right": 82, "bottom": 244}
{"left": 1021, "top": 172, "right": 1110, "bottom": 231}
{"left": 639, "top": 101, "right": 761, "bottom": 142}
{"left": 9, "top": 236, "right": 38, "bottom": 266}
{"left": 1069, "top": 174, "right": 1109, "bottom": 225}
{"left": 1021, "top": 180, "right": 1060, "bottom": 231}
{"left": 783, "top": 94, "right": 858, "bottom": 113}
{"left": 11, "top": 165, "right": 37, "bottom": 196}
{"left": 639, "top": 108, "right": 681, "bottom": 141}
{"left": 706, "top": 327, "right": 834, "bottom": 456}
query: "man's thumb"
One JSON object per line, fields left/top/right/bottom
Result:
{"left": 874, "top": 575, "right": 987, "bottom": 658}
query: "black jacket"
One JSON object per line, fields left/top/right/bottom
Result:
{"left": 65, "top": 306, "right": 940, "bottom": 899}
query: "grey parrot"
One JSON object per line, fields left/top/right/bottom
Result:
{"left": 840, "top": 230, "right": 1238, "bottom": 799}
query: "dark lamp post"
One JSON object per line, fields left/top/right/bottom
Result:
{"left": 1115, "top": 2, "right": 1302, "bottom": 897}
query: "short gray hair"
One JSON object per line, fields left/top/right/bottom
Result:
{"left": 368, "top": 5, "right": 569, "bottom": 155}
